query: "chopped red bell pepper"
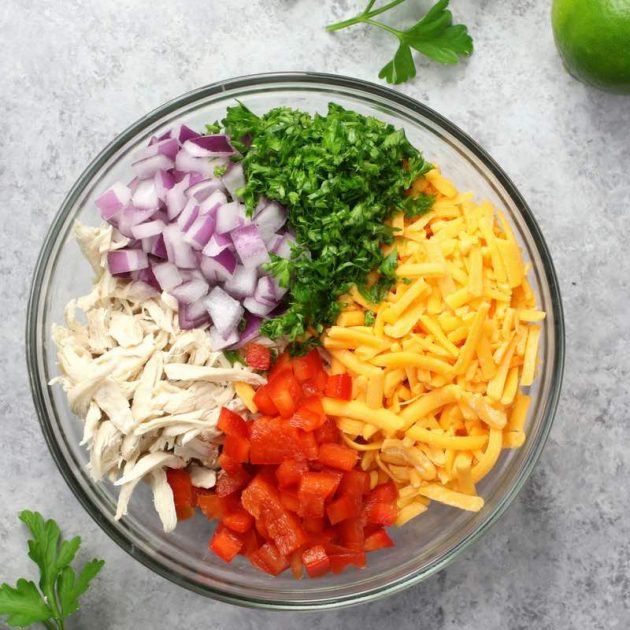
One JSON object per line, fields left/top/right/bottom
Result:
{"left": 249, "top": 542, "right": 290, "bottom": 576}
{"left": 239, "top": 528, "right": 261, "bottom": 556}
{"left": 317, "top": 442, "right": 359, "bottom": 472}
{"left": 297, "top": 429, "right": 319, "bottom": 460}
{"left": 268, "top": 351, "right": 292, "bottom": 381}
{"left": 328, "top": 549, "right": 366, "bottom": 574}
{"left": 363, "top": 501, "right": 398, "bottom": 526}
{"left": 218, "top": 452, "right": 244, "bottom": 476}
{"left": 314, "top": 417, "right": 340, "bottom": 444}
{"left": 250, "top": 416, "right": 308, "bottom": 464}
{"left": 326, "top": 494, "right": 362, "bottom": 525}
{"left": 276, "top": 459, "right": 309, "bottom": 488}
{"left": 290, "top": 550, "right": 303, "bottom": 579}
{"left": 364, "top": 528, "right": 395, "bottom": 551}
{"left": 166, "top": 469, "right": 194, "bottom": 520}
{"left": 241, "top": 473, "right": 282, "bottom": 520}
{"left": 292, "top": 349, "right": 324, "bottom": 383}
{"left": 267, "top": 370, "right": 303, "bottom": 418}
{"left": 223, "top": 433, "right": 250, "bottom": 463}
{"left": 299, "top": 471, "right": 342, "bottom": 502}
{"left": 261, "top": 504, "right": 308, "bottom": 556}
{"left": 222, "top": 509, "right": 254, "bottom": 534}
{"left": 217, "top": 407, "right": 249, "bottom": 438}
{"left": 324, "top": 373, "right": 353, "bottom": 400}
{"left": 197, "top": 493, "right": 238, "bottom": 520}
{"left": 244, "top": 342, "right": 272, "bottom": 371}
{"left": 252, "top": 386, "right": 278, "bottom": 415}
{"left": 209, "top": 524, "right": 243, "bottom": 562}
{"left": 367, "top": 481, "right": 398, "bottom": 504}
{"left": 216, "top": 467, "right": 250, "bottom": 497}
{"left": 339, "top": 470, "right": 370, "bottom": 498}
{"left": 280, "top": 490, "right": 300, "bottom": 513}
{"left": 338, "top": 517, "right": 365, "bottom": 551}
{"left": 290, "top": 396, "right": 326, "bottom": 431}
{"left": 302, "top": 545, "right": 330, "bottom": 578}
{"left": 302, "top": 516, "right": 326, "bottom": 534}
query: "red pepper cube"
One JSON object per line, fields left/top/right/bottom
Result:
{"left": 276, "top": 459, "right": 309, "bottom": 488}
{"left": 314, "top": 417, "right": 340, "bottom": 445}
{"left": 221, "top": 509, "right": 254, "bottom": 534}
{"left": 290, "top": 396, "right": 327, "bottom": 432}
{"left": 339, "top": 470, "right": 371, "bottom": 498}
{"left": 252, "top": 386, "right": 278, "bottom": 416}
{"left": 268, "top": 351, "right": 292, "bottom": 381}
{"left": 302, "top": 544, "right": 331, "bottom": 578}
{"left": 324, "top": 373, "right": 353, "bottom": 400}
{"left": 317, "top": 442, "right": 359, "bottom": 472}
{"left": 244, "top": 342, "right": 272, "bottom": 371}
{"left": 223, "top": 434, "right": 250, "bottom": 463}
{"left": 368, "top": 481, "right": 398, "bottom": 504}
{"left": 239, "top": 529, "right": 261, "bottom": 556}
{"left": 217, "top": 407, "right": 249, "bottom": 438}
{"left": 268, "top": 370, "right": 303, "bottom": 418}
{"left": 327, "top": 494, "right": 362, "bottom": 525}
{"left": 166, "top": 468, "right": 194, "bottom": 516}
{"left": 302, "top": 517, "right": 326, "bottom": 534}
{"left": 299, "top": 471, "right": 342, "bottom": 501}
{"left": 328, "top": 549, "right": 366, "bottom": 574}
{"left": 297, "top": 429, "right": 319, "bottom": 460}
{"left": 290, "top": 550, "right": 304, "bottom": 579}
{"left": 292, "top": 349, "right": 324, "bottom": 383}
{"left": 338, "top": 517, "right": 365, "bottom": 551}
{"left": 218, "top": 452, "right": 243, "bottom": 476}
{"left": 249, "top": 542, "right": 289, "bottom": 576}
{"left": 261, "top": 505, "right": 308, "bottom": 556}
{"left": 215, "top": 467, "right": 250, "bottom": 497}
{"left": 250, "top": 416, "right": 308, "bottom": 464}
{"left": 364, "top": 502, "right": 398, "bottom": 526}
{"left": 241, "top": 473, "right": 282, "bottom": 520}
{"left": 364, "top": 528, "right": 395, "bottom": 552}
{"left": 209, "top": 524, "right": 243, "bottom": 563}
{"left": 280, "top": 490, "right": 300, "bottom": 513}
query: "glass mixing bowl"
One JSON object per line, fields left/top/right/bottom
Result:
{"left": 26, "top": 72, "right": 564, "bottom": 610}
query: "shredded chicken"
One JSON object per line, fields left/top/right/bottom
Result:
{"left": 51, "top": 222, "right": 266, "bottom": 532}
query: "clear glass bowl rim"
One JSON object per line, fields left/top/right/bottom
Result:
{"left": 26, "top": 71, "right": 565, "bottom": 610}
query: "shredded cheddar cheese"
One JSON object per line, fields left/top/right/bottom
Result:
{"left": 322, "top": 167, "right": 544, "bottom": 522}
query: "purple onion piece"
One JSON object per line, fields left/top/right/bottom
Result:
{"left": 224, "top": 265, "right": 258, "bottom": 299}
{"left": 230, "top": 223, "right": 270, "bottom": 269}
{"left": 230, "top": 315, "right": 263, "bottom": 349}
{"left": 204, "top": 286, "right": 244, "bottom": 338}
{"left": 183, "top": 134, "right": 236, "bottom": 158}
{"left": 170, "top": 279, "right": 209, "bottom": 304}
{"left": 96, "top": 182, "right": 131, "bottom": 220}
{"left": 107, "top": 249, "right": 149, "bottom": 275}
{"left": 152, "top": 261, "right": 183, "bottom": 291}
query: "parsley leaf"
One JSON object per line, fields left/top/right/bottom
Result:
{"left": 327, "top": 0, "right": 473, "bottom": 85}
{"left": 364, "top": 311, "right": 376, "bottom": 326}
{"left": 0, "top": 511, "right": 104, "bottom": 629}
{"left": 223, "top": 349, "right": 242, "bottom": 365}
{"left": 223, "top": 102, "right": 432, "bottom": 342}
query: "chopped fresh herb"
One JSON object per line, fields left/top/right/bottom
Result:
{"left": 326, "top": 0, "right": 473, "bottom": 85}
{"left": 288, "top": 337, "right": 322, "bottom": 357}
{"left": 223, "top": 350, "right": 242, "bottom": 365}
{"left": 403, "top": 192, "right": 435, "bottom": 218}
{"left": 213, "top": 164, "right": 228, "bottom": 177}
{"left": 238, "top": 317, "right": 247, "bottom": 332}
{"left": 204, "top": 122, "right": 222, "bottom": 134}
{"left": 364, "top": 311, "right": 376, "bottom": 326}
{"left": 222, "top": 102, "right": 432, "bottom": 341}
{"left": 0, "top": 511, "right": 104, "bottom": 629}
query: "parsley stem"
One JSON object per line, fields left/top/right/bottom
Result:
{"left": 325, "top": 0, "right": 407, "bottom": 32}
{"left": 365, "top": 18, "right": 403, "bottom": 37}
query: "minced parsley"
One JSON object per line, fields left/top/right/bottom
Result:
{"left": 222, "top": 102, "right": 433, "bottom": 341}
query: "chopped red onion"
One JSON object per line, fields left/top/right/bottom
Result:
{"left": 131, "top": 219, "right": 166, "bottom": 240}
{"left": 208, "top": 326, "right": 239, "bottom": 350}
{"left": 141, "top": 235, "right": 158, "bottom": 253}
{"left": 199, "top": 190, "right": 227, "bottom": 215}
{"left": 154, "top": 169, "right": 176, "bottom": 201}
{"left": 185, "top": 178, "right": 224, "bottom": 202}
{"left": 176, "top": 199, "right": 200, "bottom": 232}
{"left": 215, "top": 202, "right": 245, "bottom": 234}
{"left": 254, "top": 276, "right": 277, "bottom": 306}
{"left": 166, "top": 124, "right": 198, "bottom": 144}
{"left": 224, "top": 265, "right": 257, "bottom": 298}
{"left": 254, "top": 202, "right": 287, "bottom": 242}
{"left": 200, "top": 249, "right": 236, "bottom": 282}
{"left": 230, "top": 315, "right": 263, "bottom": 348}
{"left": 132, "top": 180, "right": 160, "bottom": 210}
{"left": 222, "top": 162, "right": 246, "bottom": 200}
{"left": 202, "top": 232, "right": 232, "bottom": 257}
{"left": 108, "top": 249, "right": 149, "bottom": 275}
{"left": 184, "top": 213, "right": 216, "bottom": 250}
{"left": 243, "top": 297, "right": 275, "bottom": 317}
{"left": 165, "top": 175, "right": 191, "bottom": 220}
{"left": 230, "top": 223, "right": 270, "bottom": 268}
{"left": 150, "top": 234, "right": 167, "bottom": 259}
{"left": 163, "top": 224, "right": 197, "bottom": 269}
{"left": 179, "top": 301, "right": 211, "bottom": 330}
{"left": 170, "top": 278, "right": 209, "bottom": 304}
{"left": 132, "top": 154, "right": 175, "bottom": 180}
{"left": 175, "top": 149, "right": 215, "bottom": 177}
{"left": 183, "top": 135, "right": 235, "bottom": 158}
{"left": 204, "top": 286, "right": 244, "bottom": 338}
{"left": 133, "top": 137, "right": 179, "bottom": 162}
{"left": 134, "top": 266, "right": 161, "bottom": 291}
{"left": 269, "top": 233, "right": 295, "bottom": 259}
{"left": 152, "top": 261, "right": 183, "bottom": 291}
{"left": 96, "top": 182, "right": 131, "bottom": 220}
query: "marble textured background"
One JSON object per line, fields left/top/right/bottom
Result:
{"left": 1, "top": 0, "right": 629, "bottom": 628}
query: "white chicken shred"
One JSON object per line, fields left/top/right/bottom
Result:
{"left": 51, "top": 222, "right": 266, "bottom": 532}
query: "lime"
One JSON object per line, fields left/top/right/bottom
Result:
{"left": 552, "top": 0, "right": 630, "bottom": 94}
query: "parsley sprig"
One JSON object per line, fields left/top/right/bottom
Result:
{"left": 222, "top": 102, "right": 433, "bottom": 342}
{"left": 326, "top": 0, "right": 473, "bottom": 84}
{"left": 0, "top": 511, "right": 104, "bottom": 629}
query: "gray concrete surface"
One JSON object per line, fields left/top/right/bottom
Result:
{"left": 1, "top": 0, "right": 629, "bottom": 628}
